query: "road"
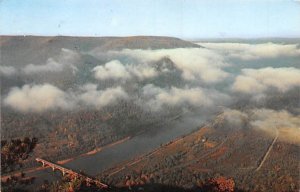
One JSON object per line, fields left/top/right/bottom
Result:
{"left": 255, "top": 129, "right": 279, "bottom": 172}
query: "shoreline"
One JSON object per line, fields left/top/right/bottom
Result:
{"left": 1, "top": 136, "right": 131, "bottom": 182}
{"left": 1, "top": 113, "right": 185, "bottom": 182}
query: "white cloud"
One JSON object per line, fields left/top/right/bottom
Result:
{"left": 107, "top": 48, "right": 229, "bottom": 83}
{"left": 222, "top": 108, "right": 300, "bottom": 144}
{"left": 222, "top": 109, "right": 249, "bottom": 128}
{"left": 250, "top": 109, "right": 299, "bottom": 130}
{"left": 79, "top": 84, "right": 128, "bottom": 109}
{"left": 3, "top": 84, "right": 74, "bottom": 112}
{"left": 23, "top": 58, "right": 64, "bottom": 74}
{"left": 199, "top": 42, "right": 300, "bottom": 60}
{"left": 1, "top": 49, "right": 80, "bottom": 76}
{"left": 0, "top": 66, "right": 17, "bottom": 76}
{"left": 130, "top": 65, "right": 158, "bottom": 80}
{"left": 141, "top": 84, "right": 230, "bottom": 111}
{"left": 93, "top": 60, "right": 159, "bottom": 81}
{"left": 92, "top": 60, "right": 131, "bottom": 80}
{"left": 155, "top": 87, "right": 212, "bottom": 107}
{"left": 22, "top": 48, "right": 79, "bottom": 74}
{"left": 250, "top": 109, "right": 300, "bottom": 144}
{"left": 232, "top": 67, "right": 300, "bottom": 94}
{"left": 60, "top": 48, "right": 80, "bottom": 62}
{"left": 3, "top": 83, "right": 129, "bottom": 112}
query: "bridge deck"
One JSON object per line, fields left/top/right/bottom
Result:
{"left": 36, "top": 158, "right": 108, "bottom": 188}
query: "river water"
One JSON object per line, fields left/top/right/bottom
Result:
{"left": 26, "top": 115, "right": 206, "bottom": 186}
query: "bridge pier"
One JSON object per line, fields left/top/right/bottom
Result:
{"left": 35, "top": 158, "right": 108, "bottom": 189}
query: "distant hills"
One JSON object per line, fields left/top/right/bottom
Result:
{"left": 0, "top": 36, "right": 200, "bottom": 67}
{"left": 193, "top": 37, "right": 300, "bottom": 44}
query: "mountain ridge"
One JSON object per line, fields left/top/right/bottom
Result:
{"left": 0, "top": 35, "right": 201, "bottom": 67}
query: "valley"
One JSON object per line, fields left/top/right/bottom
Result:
{"left": 98, "top": 112, "right": 299, "bottom": 192}
{"left": 1, "top": 36, "right": 300, "bottom": 192}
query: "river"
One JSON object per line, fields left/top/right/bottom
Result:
{"left": 24, "top": 114, "right": 206, "bottom": 187}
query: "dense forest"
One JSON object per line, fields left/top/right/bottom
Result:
{"left": 1, "top": 101, "right": 182, "bottom": 173}
{"left": 97, "top": 112, "right": 300, "bottom": 192}
{"left": 1, "top": 36, "right": 299, "bottom": 191}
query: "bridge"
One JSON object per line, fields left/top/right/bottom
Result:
{"left": 35, "top": 158, "right": 108, "bottom": 189}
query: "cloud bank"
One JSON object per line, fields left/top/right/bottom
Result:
{"left": 251, "top": 109, "right": 300, "bottom": 144}
{"left": 3, "top": 84, "right": 73, "bottom": 112}
{"left": 198, "top": 43, "right": 300, "bottom": 60}
{"left": 78, "top": 84, "right": 128, "bottom": 109}
{"left": 92, "top": 60, "right": 160, "bottom": 81}
{"left": 104, "top": 48, "right": 229, "bottom": 83}
{"left": 222, "top": 108, "right": 300, "bottom": 144}
{"left": 23, "top": 58, "right": 65, "bottom": 74}
{"left": 3, "top": 83, "right": 129, "bottom": 112}
{"left": 232, "top": 67, "right": 300, "bottom": 94}
{"left": 92, "top": 60, "right": 131, "bottom": 80}
{"left": 141, "top": 84, "right": 230, "bottom": 111}
{"left": 222, "top": 109, "right": 249, "bottom": 129}
{"left": 23, "top": 48, "right": 80, "bottom": 74}
{"left": 0, "top": 66, "right": 17, "bottom": 76}
{"left": 3, "top": 43, "right": 300, "bottom": 117}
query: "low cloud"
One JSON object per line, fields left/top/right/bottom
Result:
{"left": 222, "top": 108, "right": 300, "bottom": 144}
{"left": 104, "top": 48, "right": 229, "bottom": 83}
{"left": 3, "top": 42, "right": 299, "bottom": 124}
{"left": 0, "top": 66, "right": 17, "bottom": 76}
{"left": 232, "top": 67, "right": 300, "bottom": 94}
{"left": 141, "top": 84, "right": 230, "bottom": 111}
{"left": 130, "top": 64, "right": 158, "bottom": 80}
{"left": 79, "top": 84, "right": 129, "bottom": 109}
{"left": 250, "top": 109, "right": 299, "bottom": 130}
{"left": 23, "top": 58, "right": 65, "bottom": 74}
{"left": 3, "top": 83, "right": 129, "bottom": 112}
{"left": 23, "top": 48, "right": 80, "bottom": 74}
{"left": 250, "top": 109, "right": 300, "bottom": 144}
{"left": 199, "top": 43, "right": 300, "bottom": 60}
{"left": 3, "top": 84, "right": 74, "bottom": 112}
{"left": 92, "top": 60, "right": 131, "bottom": 80}
{"left": 92, "top": 60, "right": 159, "bottom": 81}
{"left": 222, "top": 109, "right": 249, "bottom": 129}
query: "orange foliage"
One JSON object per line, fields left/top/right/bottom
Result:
{"left": 204, "top": 141, "right": 217, "bottom": 148}
{"left": 205, "top": 176, "right": 235, "bottom": 192}
{"left": 210, "top": 146, "right": 228, "bottom": 158}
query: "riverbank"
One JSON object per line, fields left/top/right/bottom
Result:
{"left": 2, "top": 114, "right": 204, "bottom": 186}
{"left": 1, "top": 136, "right": 131, "bottom": 182}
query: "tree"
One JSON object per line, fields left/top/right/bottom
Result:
{"left": 203, "top": 176, "right": 235, "bottom": 192}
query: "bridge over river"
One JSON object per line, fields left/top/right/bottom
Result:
{"left": 35, "top": 158, "right": 108, "bottom": 189}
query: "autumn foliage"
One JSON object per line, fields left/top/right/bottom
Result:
{"left": 204, "top": 176, "right": 235, "bottom": 192}
{"left": 1, "top": 137, "right": 38, "bottom": 173}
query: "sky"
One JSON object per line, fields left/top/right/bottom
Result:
{"left": 0, "top": 0, "right": 300, "bottom": 39}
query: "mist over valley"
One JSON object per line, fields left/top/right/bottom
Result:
{"left": 1, "top": 36, "right": 299, "bottom": 192}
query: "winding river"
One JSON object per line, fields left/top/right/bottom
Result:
{"left": 21, "top": 114, "right": 207, "bottom": 187}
